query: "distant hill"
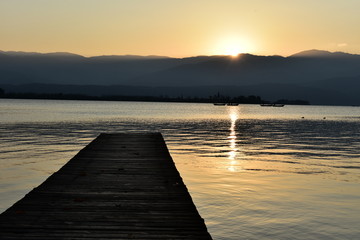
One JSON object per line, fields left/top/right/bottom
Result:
{"left": 1, "top": 49, "right": 360, "bottom": 105}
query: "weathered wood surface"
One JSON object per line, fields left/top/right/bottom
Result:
{"left": 0, "top": 133, "right": 212, "bottom": 239}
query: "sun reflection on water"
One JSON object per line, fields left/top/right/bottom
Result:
{"left": 227, "top": 108, "right": 240, "bottom": 172}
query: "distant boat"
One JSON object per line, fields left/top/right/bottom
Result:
{"left": 213, "top": 103, "right": 226, "bottom": 106}
{"left": 260, "top": 103, "right": 285, "bottom": 107}
{"left": 226, "top": 103, "right": 239, "bottom": 106}
{"left": 273, "top": 104, "right": 285, "bottom": 107}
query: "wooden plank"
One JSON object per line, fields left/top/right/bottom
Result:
{"left": 0, "top": 133, "right": 212, "bottom": 240}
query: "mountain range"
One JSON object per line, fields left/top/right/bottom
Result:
{"left": 1, "top": 49, "right": 360, "bottom": 105}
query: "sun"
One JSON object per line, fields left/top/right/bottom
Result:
{"left": 225, "top": 47, "right": 242, "bottom": 57}
{"left": 211, "top": 35, "right": 255, "bottom": 56}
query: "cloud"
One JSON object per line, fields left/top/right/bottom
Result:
{"left": 337, "top": 43, "right": 348, "bottom": 47}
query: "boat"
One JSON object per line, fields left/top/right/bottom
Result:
{"left": 273, "top": 104, "right": 285, "bottom": 107}
{"left": 260, "top": 103, "right": 285, "bottom": 107}
{"left": 213, "top": 103, "right": 226, "bottom": 106}
{"left": 226, "top": 103, "right": 239, "bottom": 106}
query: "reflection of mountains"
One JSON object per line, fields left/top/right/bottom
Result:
{"left": 1, "top": 49, "right": 360, "bottom": 105}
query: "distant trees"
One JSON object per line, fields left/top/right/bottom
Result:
{"left": 233, "top": 95, "right": 262, "bottom": 104}
{"left": 210, "top": 93, "right": 263, "bottom": 104}
{"left": 0, "top": 90, "right": 310, "bottom": 105}
{"left": 274, "top": 99, "right": 310, "bottom": 105}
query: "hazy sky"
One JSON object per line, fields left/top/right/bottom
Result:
{"left": 1, "top": 0, "right": 359, "bottom": 57}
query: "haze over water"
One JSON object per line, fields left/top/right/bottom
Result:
{"left": 1, "top": 99, "right": 360, "bottom": 239}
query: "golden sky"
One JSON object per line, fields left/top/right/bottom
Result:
{"left": 1, "top": 0, "right": 359, "bottom": 57}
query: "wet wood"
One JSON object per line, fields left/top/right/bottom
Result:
{"left": 0, "top": 133, "right": 212, "bottom": 239}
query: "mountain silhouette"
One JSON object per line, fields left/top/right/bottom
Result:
{"left": 1, "top": 50, "right": 360, "bottom": 105}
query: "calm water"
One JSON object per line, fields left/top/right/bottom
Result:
{"left": 1, "top": 99, "right": 360, "bottom": 239}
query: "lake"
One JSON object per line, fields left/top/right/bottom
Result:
{"left": 1, "top": 99, "right": 360, "bottom": 239}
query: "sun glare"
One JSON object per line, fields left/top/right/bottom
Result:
{"left": 212, "top": 35, "right": 255, "bottom": 56}
{"left": 225, "top": 48, "right": 241, "bottom": 57}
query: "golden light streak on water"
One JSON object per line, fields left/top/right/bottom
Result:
{"left": 227, "top": 107, "right": 240, "bottom": 172}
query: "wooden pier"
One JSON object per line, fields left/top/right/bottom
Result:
{"left": 0, "top": 133, "right": 212, "bottom": 239}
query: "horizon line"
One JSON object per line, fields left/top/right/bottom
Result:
{"left": 1, "top": 49, "right": 359, "bottom": 59}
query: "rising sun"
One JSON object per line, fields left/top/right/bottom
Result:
{"left": 212, "top": 35, "right": 255, "bottom": 56}
{"left": 225, "top": 47, "right": 242, "bottom": 57}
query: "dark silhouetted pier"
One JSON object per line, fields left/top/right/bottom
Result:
{"left": 0, "top": 133, "right": 212, "bottom": 239}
